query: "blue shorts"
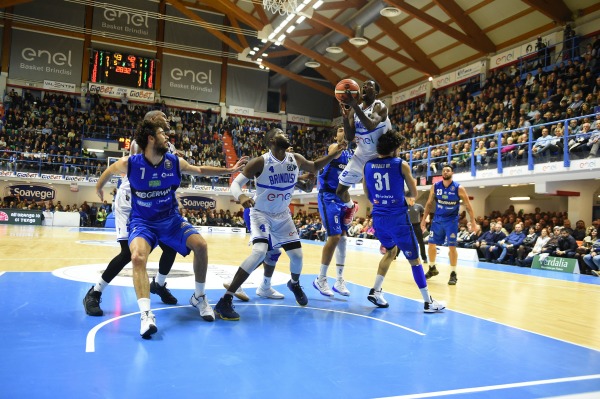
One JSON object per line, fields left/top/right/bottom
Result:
{"left": 317, "top": 191, "right": 348, "bottom": 236}
{"left": 429, "top": 217, "right": 459, "bottom": 246}
{"left": 129, "top": 213, "right": 198, "bottom": 256}
{"left": 373, "top": 212, "right": 419, "bottom": 260}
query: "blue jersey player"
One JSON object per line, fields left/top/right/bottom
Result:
{"left": 421, "top": 165, "right": 476, "bottom": 285}
{"left": 313, "top": 126, "right": 353, "bottom": 297}
{"left": 95, "top": 120, "right": 247, "bottom": 338}
{"left": 363, "top": 131, "right": 444, "bottom": 312}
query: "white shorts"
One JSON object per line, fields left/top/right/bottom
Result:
{"left": 250, "top": 208, "right": 299, "bottom": 249}
{"left": 114, "top": 187, "right": 131, "bottom": 241}
{"left": 338, "top": 152, "right": 371, "bottom": 186}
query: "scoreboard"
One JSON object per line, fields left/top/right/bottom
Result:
{"left": 89, "top": 49, "right": 155, "bottom": 90}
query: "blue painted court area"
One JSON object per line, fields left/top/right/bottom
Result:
{"left": 1, "top": 272, "right": 599, "bottom": 399}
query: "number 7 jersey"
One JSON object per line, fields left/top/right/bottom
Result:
{"left": 364, "top": 156, "right": 408, "bottom": 216}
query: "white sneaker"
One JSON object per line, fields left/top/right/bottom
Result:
{"left": 223, "top": 281, "right": 250, "bottom": 302}
{"left": 189, "top": 294, "right": 215, "bottom": 321}
{"left": 256, "top": 285, "right": 285, "bottom": 299}
{"left": 140, "top": 310, "right": 157, "bottom": 338}
{"left": 312, "top": 276, "right": 334, "bottom": 297}
{"left": 424, "top": 296, "right": 446, "bottom": 313}
{"left": 367, "top": 288, "right": 389, "bottom": 308}
{"left": 333, "top": 279, "right": 351, "bottom": 296}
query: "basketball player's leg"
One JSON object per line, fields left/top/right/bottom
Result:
{"left": 256, "top": 248, "right": 285, "bottom": 299}
{"left": 337, "top": 157, "right": 365, "bottom": 225}
{"left": 128, "top": 225, "right": 157, "bottom": 338}
{"left": 149, "top": 242, "right": 178, "bottom": 305}
{"left": 446, "top": 223, "right": 460, "bottom": 285}
{"left": 425, "top": 219, "right": 445, "bottom": 279}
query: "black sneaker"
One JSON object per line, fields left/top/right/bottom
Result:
{"left": 425, "top": 265, "right": 439, "bottom": 280}
{"left": 287, "top": 280, "right": 308, "bottom": 306}
{"left": 150, "top": 277, "right": 178, "bottom": 305}
{"left": 214, "top": 296, "right": 240, "bottom": 321}
{"left": 83, "top": 286, "right": 103, "bottom": 316}
{"left": 448, "top": 271, "right": 458, "bottom": 285}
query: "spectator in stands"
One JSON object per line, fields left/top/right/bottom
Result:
{"left": 582, "top": 237, "right": 600, "bottom": 277}
{"left": 569, "top": 122, "right": 592, "bottom": 154}
{"left": 473, "top": 221, "right": 497, "bottom": 258}
{"left": 96, "top": 207, "right": 107, "bottom": 227}
{"left": 552, "top": 227, "right": 577, "bottom": 258}
{"left": 532, "top": 127, "right": 554, "bottom": 157}
{"left": 516, "top": 227, "right": 550, "bottom": 267}
{"left": 490, "top": 222, "right": 526, "bottom": 264}
{"left": 515, "top": 226, "right": 540, "bottom": 262}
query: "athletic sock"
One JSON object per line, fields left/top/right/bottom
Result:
{"left": 319, "top": 264, "right": 329, "bottom": 278}
{"left": 194, "top": 282, "right": 206, "bottom": 298}
{"left": 336, "top": 265, "right": 344, "bottom": 280}
{"left": 419, "top": 288, "right": 431, "bottom": 302}
{"left": 94, "top": 278, "right": 109, "bottom": 293}
{"left": 373, "top": 274, "right": 384, "bottom": 291}
{"left": 137, "top": 298, "right": 151, "bottom": 312}
{"left": 155, "top": 272, "right": 167, "bottom": 286}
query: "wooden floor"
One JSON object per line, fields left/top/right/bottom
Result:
{"left": 2, "top": 224, "right": 600, "bottom": 351}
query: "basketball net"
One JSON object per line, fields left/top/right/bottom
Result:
{"left": 263, "top": 0, "right": 298, "bottom": 15}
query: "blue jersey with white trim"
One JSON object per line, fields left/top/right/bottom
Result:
{"left": 127, "top": 153, "right": 181, "bottom": 221}
{"left": 364, "top": 156, "right": 407, "bottom": 216}
{"left": 433, "top": 180, "right": 461, "bottom": 221}
{"left": 318, "top": 148, "right": 351, "bottom": 192}
{"left": 253, "top": 151, "right": 299, "bottom": 214}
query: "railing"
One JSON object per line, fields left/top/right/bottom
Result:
{"left": 401, "top": 112, "right": 599, "bottom": 184}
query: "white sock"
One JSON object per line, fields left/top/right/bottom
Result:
{"left": 155, "top": 272, "right": 167, "bottom": 286}
{"left": 450, "top": 265, "right": 457, "bottom": 273}
{"left": 345, "top": 201, "right": 354, "bottom": 208}
{"left": 319, "top": 264, "right": 329, "bottom": 278}
{"left": 374, "top": 274, "right": 385, "bottom": 291}
{"left": 336, "top": 265, "right": 344, "bottom": 280}
{"left": 262, "top": 276, "right": 272, "bottom": 288}
{"left": 137, "top": 298, "right": 151, "bottom": 312}
{"left": 194, "top": 282, "right": 206, "bottom": 298}
{"left": 94, "top": 278, "right": 109, "bottom": 293}
{"left": 419, "top": 288, "right": 430, "bottom": 302}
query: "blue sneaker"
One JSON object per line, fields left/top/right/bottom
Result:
{"left": 287, "top": 280, "right": 308, "bottom": 306}
{"left": 214, "top": 296, "right": 240, "bottom": 321}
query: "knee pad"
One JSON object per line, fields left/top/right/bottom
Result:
{"left": 336, "top": 236, "right": 347, "bottom": 265}
{"left": 240, "top": 242, "right": 268, "bottom": 273}
{"left": 264, "top": 248, "right": 282, "bottom": 266}
{"left": 286, "top": 248, "right": 303, "bottom": 274}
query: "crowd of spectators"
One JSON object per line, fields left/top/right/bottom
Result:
{"left": 390, "top": 35, "right": 600, "bottom": 176}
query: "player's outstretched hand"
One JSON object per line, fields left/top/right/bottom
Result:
{"left": 96, "top": 188, "right": 104, "bottom": 202}
{"left": 231, "top": 156, "right": 249, "bottom": 173}
{"left": 329, "top": 141, "right": 347, "bottom": 155}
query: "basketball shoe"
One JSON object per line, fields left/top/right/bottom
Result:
{"left": 342, "top": 203, "right": 359, "bottom": 226}
{"left": 424, "top": 296, "right": 445, "bottom": 313}
{"left": 256, "top": 285, "right": 285, "bottom": 299}
{"left": 333, "top": 279, "right": 351, "bottom": 296}
{"left": 287, "top": 280, "right": 308, "bottom": 306}
{"left": 150, "top": 277, "right": 178, "bottom": 305}
{"left": 367, "top": 288, "right": 389, "bottom": 308}
{"left": 83, "top": 286, "right": 103, "bottom": 316}
{"left": 223, "top": 281, "right": 250, "bottom": 302}
{"left": 425, "top": 264, "right": 439, "bottom": 279}
{"left": 313, "top": 276, "right": 334, "bottom": 297}
{"left": 448, "top": 271, "right": 458, "bottom": 285}
{"left": 214, "top": 295, "right": 240, "bottom": 321}
{"left": 140, "top": 311, "right": 157, "bottom": 339}
{"left": 189, "top": 293, "right": 215, "bottom": 321}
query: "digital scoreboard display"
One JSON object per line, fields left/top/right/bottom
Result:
{"left": 89, "top": 49, "right": 155, "bottom": 90}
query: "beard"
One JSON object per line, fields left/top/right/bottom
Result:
{"left": 442, "top": 174, "right": 452, "bottom": 180}
{"left": 275, "top": 137, "right": 290, "bottom": 150}
{"left": 155, "top": 142, "right": 168, "bottom": 155}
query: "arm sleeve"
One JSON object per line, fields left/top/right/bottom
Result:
{"left": 230, "top": 173, "right": 250, "bottom": 201}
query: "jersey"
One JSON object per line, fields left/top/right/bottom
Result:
{"left": 318, "top": 148, "right": 352, "bottom": 192}
{"left": 127, "top": 153, "right": 181, "bottom": 221}
{"left": 433, "top": 180, "right": 461, "bottom": 221}
{"left": 353, "top": 99, "right": 392, "bottom": 160}
{"left": 364, "top": 156, "right": 408, "bottom": 217}
{"left": 253, "top": 151, "right": 299, "bottom": 214}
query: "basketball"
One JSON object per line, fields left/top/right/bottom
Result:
{"left": 335, "top": 79, "right": 360, "bottom": 103}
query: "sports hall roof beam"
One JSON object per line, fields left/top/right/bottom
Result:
{"left": 0, "top": 0, "right": 32, "bottom": 6}
{"left": 338, "top": 42, "right": 395, "bottom": 94}
{"left": 318, "top": 0, "right": 364, "bottom": 11}
{"left": 167, "top": 0, "right": 245, "bottom": 52}
{"left": 283, "top": 39, "right": 371, "bottom": 83}
{"left": 432, "top": 0, "right": 495, "bottom": 54}
{"left": 227, "top": 16, "right": 249, "bottom": 49}
{"left": 521, "top": 0, "right": 573, "bottom": 23}
{"left": 375, "top": 18, "right": 439, "bottom": 76}
{"left": 262, "top": 61, "right": 332, "bottom": 96}
{"left": 383, "top": 0, "right": 493, "bottom": 53}
{"left": 201, "top": 0, "right": 263, "bottom": 31}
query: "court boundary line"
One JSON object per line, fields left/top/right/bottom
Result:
{"left": 374, "top": 374, "right": 600, "bottom": 399}
{"left": 85, "top": 303, "right": 424, "bottom": 352}
{"left": 350, "top": 281, "right": 600, "bottom": 354}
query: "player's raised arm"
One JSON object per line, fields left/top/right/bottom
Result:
{"left": 294, "top": 142, "right": 347, "bottom": 173}
{"left": 179, "top": 156, "right": 249, "bottom": 177}
{"left": 96, "top": 157, "right": 129, "bottom": 201}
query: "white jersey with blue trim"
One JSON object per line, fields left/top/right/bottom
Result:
{"left": 354, "top": 99, "right": 391, "bottom": 160}
{"left": 253, "top": 151, "right": 299, "bottom": 214}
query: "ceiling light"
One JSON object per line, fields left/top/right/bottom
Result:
{"left": 349, "top": 25, "right": 368, "bottom": 46}
{"left": 314, "top": 0, "right": 324, "bottom": 8}
{"left": 380, "top": 7, "right": 401, "bottom": 18}
{"left": 261, "top": 38, "right": 267, "bottom": 43}
{"left": 249, "top": 50, "right": 256, "bottom": 55}
{"left": 277, "top": 34, "right": 286, "bottom": 42}
{"left": 286, "top": 25, "right": 296, "bottom": 33}
{"left": 326, "top": 45, "right": 343, "bottom": 54}
{"left": 253, "top": 47, "right": 259, "bottom": 51}
{"left": 305, "top": 60, "right": 320, "bottom": 68}
{"left": 296, "top": 15, "right": 306, "bottom": 24}
{"left": 509, "top": 196, "right": 531, "bottom": 201}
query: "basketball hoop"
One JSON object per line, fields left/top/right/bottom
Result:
{"left": 263, "top": 0, "right": 298, "bottom": 15}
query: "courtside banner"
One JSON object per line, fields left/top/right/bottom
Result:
{"left": 0, "top": 209, "right": 43, "bottom": 225}
{"left": 4, "top": 184, "right": 56, "bottom": 202}
{"left": 179, "top": 195, "right": 216, "bottom": 210}
{"left": 532, "top": 255, "right": 579, "bottom": 274}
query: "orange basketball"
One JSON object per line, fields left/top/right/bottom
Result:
{"left": 335, "top": 79, "right": 360, "bottom": 103}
